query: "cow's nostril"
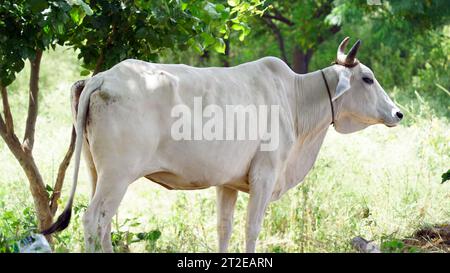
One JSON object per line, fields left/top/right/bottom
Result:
{"left": 396, "top": 111, "right": 403, "bottom": 119}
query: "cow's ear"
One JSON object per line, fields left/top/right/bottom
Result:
{"left": 333, "top": 68, "right": 352, "bottom": 101}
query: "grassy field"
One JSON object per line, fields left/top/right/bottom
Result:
{"left": 0, "top": 47, "right": 449, "bottom": 252}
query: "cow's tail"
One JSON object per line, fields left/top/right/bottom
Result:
{"left": 42, "top": 76, "right": 104, "bottom": 235}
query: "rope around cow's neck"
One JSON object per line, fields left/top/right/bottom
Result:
{"left": 320, "top": 70, "right": 335, "bottom": 127}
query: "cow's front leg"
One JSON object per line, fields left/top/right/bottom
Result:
{"left": 216, "top": 186, "right": 238, "bottom": 252}
{"left": 245, "top": 165, "right": 276, "bottom": 253}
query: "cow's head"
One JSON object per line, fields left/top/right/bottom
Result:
{"left": 331, "top": 37, "right": 403, "bottom": 134}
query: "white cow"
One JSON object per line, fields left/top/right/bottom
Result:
{"left": 43, "top": 37, "right": 403, "bottom": 252}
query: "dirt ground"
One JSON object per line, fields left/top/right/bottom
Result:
{"left": 402, "top": 224, "right": 450, "bottom": 253}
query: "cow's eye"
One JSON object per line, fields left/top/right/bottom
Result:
{"left": 362, "top": 77, "right": 374, "bottom": 84}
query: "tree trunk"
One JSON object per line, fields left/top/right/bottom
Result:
{"left": 222, "top": 39, "right": 231, "bottom": 67}
{"left": 0, "top": 115, "right": 53, "bottom": 242}
{"left": 198, "top": 50, "right": 210, "bottom": 66}
{"left": 262, "top": 17, "right": 290, "bottom": 66}
{"left": 0, "top": 50, "right": 67, "bottom": 244}
{"left": 292, "top": 46, "right": 313, "bottom": 74}
{"left": 93, "top": 52, "right": 104, "bottom": 76}
{"left": 15, "top": 142, "right": 54, "bottom": 237}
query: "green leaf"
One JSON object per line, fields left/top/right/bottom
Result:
{"left": 70, "top": 7, "right": 86, "bottom": 25}
{"left": 239, "top": 31, "right": 245, "bottom": 41}
{"left": 192, "top": 42, "right": 204, "bottom": 54}
{"left": 68, "top": 0, "right": 93, "bottom": 16}
{"left": 204, "top": 2, "right": 219, "bottom": 18}
{"left": 79, "top": 2, "right": 93, "bottom": 16}
{"left": 135, "top": 27, "right": 147, "bottom": 39}
{"left": 200, "top": 32, "right": 216, "bottom": 47}
{"left": 227, "top": 0, "right": 240, "bottom": 7}
{"left": 181, "top": 2, "right": 188, "bottom": 11}
{"left": 80, "top": 70, "right": 91, "bottom": 76}
{"left": 215, "top": 3, "right": 226, "bottom": 12}
{"left": 29, "top": 0, "right": 49, "bottom": 13}
{"left": 231, "top": 24, "right": 243, "bottom": 31}
{"left": 55, "top": 23, "right": 65, "bottom": 35}
{"left": 213, "top": 38, "right": 226, "bottom": 54}
{"left": 20, "top": 47, "right": 36, "bottom": 60}
{"left": 45, "top": 184, "right": 53, "bottom": 193}
{"left": 43, "top": 25, "right": 50, "bottom": 34}
{"left": 442, "top": 169, "right": 450, "bottom": 184}
{"left": 12, "top": 60, "right": 25, "bottom": 72}
{"left": 146, "top": 230, "right": 161, "bottom": 242}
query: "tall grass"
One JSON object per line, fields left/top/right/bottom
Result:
{"left": 0, "top": 47, "right": 449, "bottom": 252}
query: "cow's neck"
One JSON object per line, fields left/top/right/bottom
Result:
{"left": 272, "top": 66, "right": 339, "bottom": 200}
{"left": 294, "top": 66, "right": 339, "bottom": 137}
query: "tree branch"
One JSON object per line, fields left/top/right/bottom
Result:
{"left": 93, "top": 22, "right": 116, "bottom": 75}
{"left": 317, "top": 25, "right": 341, "bottom": 46}
{"left": 310, "top": 1, "right": 340, "bottom": 47}
{"left": 262, "top": 13, "right": 294, "bottom": 26}
{"left": 263, "top": 14, "right": 293, "bottom": 25}
{"left": 329, "top": 24, "right": 341, "bottom": 35}
{"left": 23, "top": 49, "right": 43, "bottom": 154}
{"left": 262, "top": 17, "right": 290, "bottom": 66}
{"left": 313, "top": 1, "right": 334, "bottom": 19}
{"left": 0, "top": 84, "right": 23, "bottom": 156}
{"left": 0, "top": 110, "right": 5, "bottom": 137}
{"left": 93, "top": 52, "right": 105, "bottom": 76}
{"left": 222, "top": 39, "right": 231, "bottom": 67}
{"left": 50, "top": 126, "right": 76, "bottom": 216}
{"left": 1, "top": 85, "right": 14, "bottom": 134}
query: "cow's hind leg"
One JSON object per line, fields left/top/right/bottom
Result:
{"left": 82, "top": 140, "right": 98, "bottom": 199}
{"left": 83, "top": 173, "right": 129, "bottom": 253}
{"left": 216, "top": 186, "right": 238, "bottom": 252}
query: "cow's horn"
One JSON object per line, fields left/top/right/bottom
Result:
{"left": 337, "top": 37, "right": 350, "bottom": 63}
{"left": 345, "top": 40, "right": 361, "bottom": 65}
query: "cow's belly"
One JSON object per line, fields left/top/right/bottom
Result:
{"left": 145, "top": 171, "right": 212, "bottom": 190}
{"left": 143, "top": 139, "right": 258, "bottom": 192}
{"left": 144, "top": 171, "right": 249, "bottom": 192}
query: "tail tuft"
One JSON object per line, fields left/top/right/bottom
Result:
{"left": 41, "top": 207, "right": 72, "bottom": 235}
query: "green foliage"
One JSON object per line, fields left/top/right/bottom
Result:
{"left": 0, "top": 1, "right": 59, "bottom": 86}
{"left": 380, "top": 237, "right": 421, "bottom": 253}
{"left": 0, "top": 203, "right": 37, "bottom": 253}
{"left": 442, "top": 170, "right": 450, "bottom": 184}
{"left": 0, "top": 0, "right": 88, "bottom": 86}
{"left": 264, "top": 0, "right": 340, "bottom": 55}
{"left": 333, "top": 0, "right": 450, "bottom": 33}
{"left": 381, "top": 238, "right": 405, "bottom": 253}
{"left": 65, "top": 0, "right": 264, "bottom": 72}
{"left": 111, "top": 216, "right": 162, "bottom": 253}
{"left": 270, "top": 0, "right": 338, "bottom": 50}
{"left": 0, "top": 0, "right": 264, "bottom": 84}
